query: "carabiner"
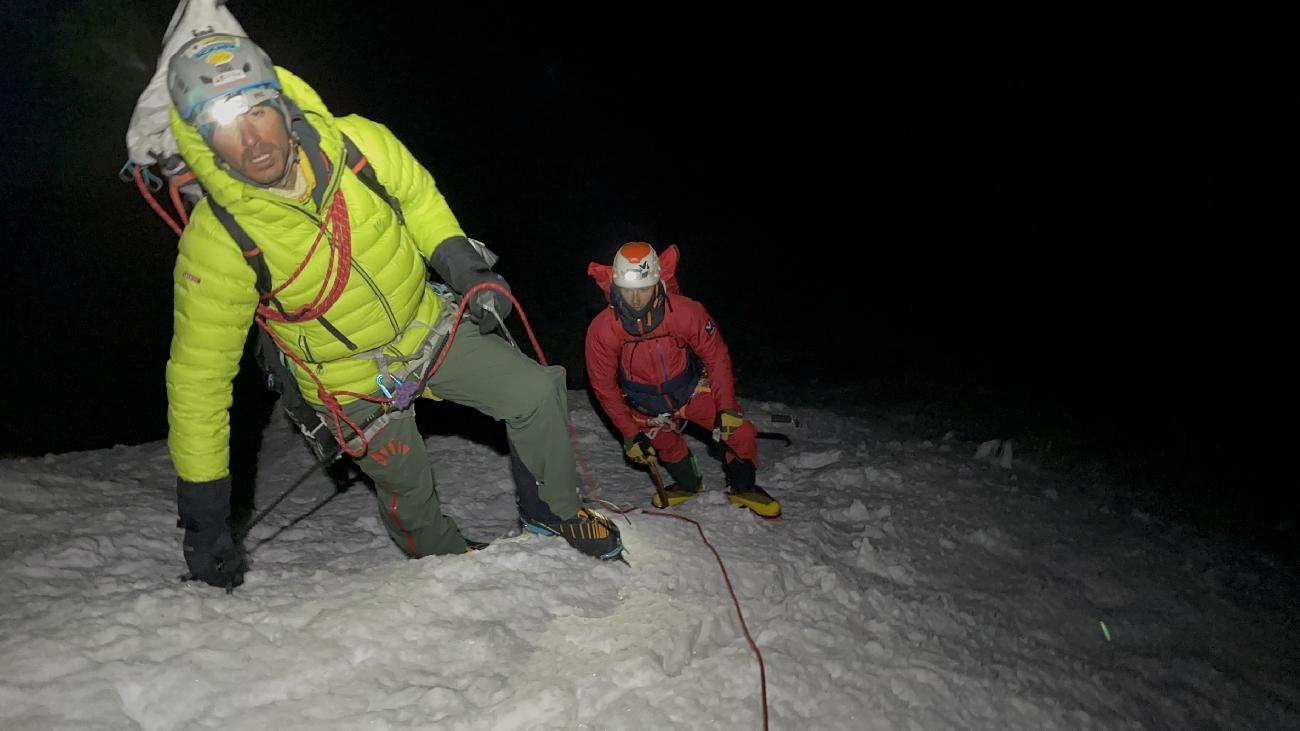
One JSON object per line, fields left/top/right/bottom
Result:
{"left": 375, "top": 373, "right": 404, "bottom": 399}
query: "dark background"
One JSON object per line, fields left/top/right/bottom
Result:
{"left": 0, "top": 5, "right": 1286, "bottom": 557}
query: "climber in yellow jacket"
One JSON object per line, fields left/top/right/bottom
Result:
{"left": 165, "top": 32, "right": 622, "bottom": 588}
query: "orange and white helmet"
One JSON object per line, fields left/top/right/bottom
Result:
{"left": 612, "top": 242, "right": 660, "bottom": 289}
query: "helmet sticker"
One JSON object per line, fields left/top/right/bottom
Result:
{"left": 184, "top": 35, "right": 241, "bottom": 60}
{"left": 206, "top": 50, "right": 235, "bottom": 66}
{"left": 212, "top": 69, "right": 248, "bottom": 89}
{"left": 626, "top": 259, "right": 653, "bottom": 282}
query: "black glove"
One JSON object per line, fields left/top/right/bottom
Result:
{"left": 176, "top": 477, "right": 246, "bottom": 589}
{"left": 623, "top": 433, "right": 657, "bottom": 465}
{"left": 429, "top": 236, "right": 513, "bottom": 334}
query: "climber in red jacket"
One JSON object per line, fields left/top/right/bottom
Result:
{"left": 584, "top": 242, "right": 781, "bottom": 517}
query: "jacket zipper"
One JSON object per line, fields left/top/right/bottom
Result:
{"left": 352, "top": 260, "right": 399, "bottom": 339}
{"left": 299, "top": 334, "right": 316, "bottom": 364}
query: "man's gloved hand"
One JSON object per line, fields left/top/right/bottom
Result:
{"left": 715, "top": 409, "right": 745, "bottom": 442}
{"left": 428, "top": 236, "right": 514, "bottom": 334}
{"left": 177, "top": 477, "right": 246, "bottom": 589}
{"left": 468, "top": 277, "right": 512, "bottom": 335}
{"left": 623, "top": 433, "right": 657, "bottom": 465}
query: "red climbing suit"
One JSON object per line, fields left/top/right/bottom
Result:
{"left": 584, "top": 245, "right": 759, "bottom": 467}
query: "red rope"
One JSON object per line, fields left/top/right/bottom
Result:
{"left": 168, "top": 179, "right": 190, "bottom": 226}
{"left": 640, "top": 509, "right": 770, "bottom": 730}
{"left": 261, "top": 281, "right": 537, "bottom": 459}
{"left": 258, "top": 190, "right": 352, "bottom": 323}
{"left": 255, "top": 319, "right": 379, "bottom": 459}
{"left": 288, "top": 278, "right": 771, "bottom": 731}
{"left": 501, "top": 292, "right": 766, "bottom": 725}
{"left": 568, "top": 421, "right": 606, "bottom": 504}
{"left": 132, "top": 166, "right": 183, "bottom": 237}
{"left": 419, "top": 282, "right": 545, "bottom": 383}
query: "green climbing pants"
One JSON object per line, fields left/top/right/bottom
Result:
{"left": 334, "top": 324, "right": 582, "bottom": 557}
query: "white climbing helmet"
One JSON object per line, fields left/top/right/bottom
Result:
{"left": 612, "top": 242, "right": 661, "bottom": 289}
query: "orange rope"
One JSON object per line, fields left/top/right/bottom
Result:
{"left": 132, "top": 166, "right": 183, "bottom": 237}
{"left": 168, "top": 178, "right": 190, "bottom": 226}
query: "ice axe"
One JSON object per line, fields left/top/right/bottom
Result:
{"left": 646, "top": 456, "right": 673, "bottom": 509}
{"left": 715, "top": 423, "right": 792, "bottom": 452}
{"left": 750, "top": 411, "right": 799, "bottom": 445}
{"left": 758, "top": 412, "right": 801, "bottom": 428}
{"left": 714, "top": 413, "right": 798, "bottom": 446}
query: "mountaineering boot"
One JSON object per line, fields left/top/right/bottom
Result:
{"left": 651, "top": 455, "right": 704, "bottom": 508}
{"left": 465, "top": 539, "right": 491, "bottom": 553}
{"left": 726, "top": 485, "right": 782, "bottom": 518}
{"left": 651, "top": 483, "right": 703, "bottom": 508}
{"left": 519, "top": 509, "right": 625, "bottom": 560}
{"left": 723, "top": 458, "right": 782, "bottom": 518}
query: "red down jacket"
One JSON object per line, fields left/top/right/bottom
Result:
{"left": 584, "top": 246, "right": 739, "bottom": 438}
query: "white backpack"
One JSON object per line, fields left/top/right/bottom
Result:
{"left": 124, "top": 0, "right": 249, "bottom": 169}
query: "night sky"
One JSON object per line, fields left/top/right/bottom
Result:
{"left": 1, "top": 5, "right": 1284, "bottom": 557}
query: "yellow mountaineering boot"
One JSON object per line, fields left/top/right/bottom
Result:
{"left": 723, "top": 458, "right": 782, "bottom": 518}
{"left": 651, "top": 483, "right": 702, "bottom": 508}
{"left": 650, "top": 455, "right": 704, "bottom": 508}
{"left": 726, "top": 486, "right": 782, "bottom": 518}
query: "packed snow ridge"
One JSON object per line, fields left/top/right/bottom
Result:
{"left": 1, "top": 393, "right": 1295, "bottom": 730}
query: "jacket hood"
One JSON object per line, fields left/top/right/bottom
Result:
{"left": 588, "top": 244, "right": 681, "bottom": 302}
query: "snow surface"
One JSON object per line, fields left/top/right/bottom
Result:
{"left": 1, "top": 393, "right": 1297, "bottom": 730}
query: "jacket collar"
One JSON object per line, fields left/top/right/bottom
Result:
{"left": 169, "top": 66, "right": 346, "bottom": 216}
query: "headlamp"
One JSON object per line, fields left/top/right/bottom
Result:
{"left": 191, "top": 84, "right": 281, "bottom": 129}
{"left": 620, "top": 265, "right": 657, "bottom": 288}
{"left": 208, "top": 95, "right": 250, "bottom": 126}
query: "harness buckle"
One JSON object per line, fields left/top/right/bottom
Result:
{"left": 645, "top": 412, "right": 682, "bottom": 440}
{"left": 299, "top": 415, "right": 328, "bottom": 439}
{"left": 298, "top": 413, "right": 339, "bottom": 464}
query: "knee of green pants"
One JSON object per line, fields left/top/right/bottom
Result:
{"left": 503, "top": 364, "right": 568, "bottom": 424}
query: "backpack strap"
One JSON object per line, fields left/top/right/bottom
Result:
{"left": 212, "top": 201, "right": 353, "bottom": 342}
{"left": 210, "top": 200, "right": 285, "bottom": 315}
{"left": 341, "top": 133, "right": 404, "bottom": 225}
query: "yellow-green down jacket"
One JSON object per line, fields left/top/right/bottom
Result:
{"left": 167, "top": 68, "right": 464, "bottom": 483}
